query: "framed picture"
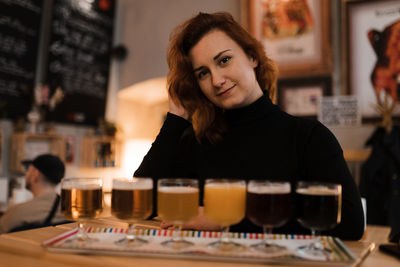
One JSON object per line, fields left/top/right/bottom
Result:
{"left": 342, "top": 0, "right": 400, "bottom": 119}
{"left": 277, "top": 76, "right": 332, "bottom": 118}
{"left": 248, "top": 0, "right": 332, "bottom": 78}
{"left": 24, "top": 140, "right": 51, "bottom": 160}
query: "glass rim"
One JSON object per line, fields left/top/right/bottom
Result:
{"left": 62, "top": 177, "right": 102, "bottom": 181}
{"left": 158, "top": 178, "right": 198, "bottom": 186}
{"left": 248, "top": 180, "right": 290, "bottom": 184}
{"left": 61, "top": 177, "right": 103, "bottom": 188}
{"left": 205, "top": 178, "right": 246, "bottom": 184}
{"left": 296, "top": 181, "right": 342, "bottom": 188}
{"left": 112, "top": 177, "right": 153, "bottom": 189}
{"left": 296, "top": 181, "right": 342, "bottom": 195}
{"left": 248, "top": 180, "right": 291, "bottom": 193}
{"left": 112, "top": 177, "right": 152, "bottom": 182}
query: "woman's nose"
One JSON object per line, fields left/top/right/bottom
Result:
{"left": 211, "top": 70, "right": 226, "bottom": 88}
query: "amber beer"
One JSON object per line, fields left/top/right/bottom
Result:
{"left": 157, "top": 186, "right": 199, "bottom": 224}
{"left": 204, "top": 181, "right": 246, "bottom": 227}
{"left": 61, "top": 185, "right": 103, "bottom": 220}
{"left": 111, "top": 178, "right": 153, "bottom": 220}
{"left": 296, "top": 185, "right": 342, "bottom": 231}
{"left": 246, "top": 183, "right": 291, "bottom": 228}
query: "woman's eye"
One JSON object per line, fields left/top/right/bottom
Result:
{"left": 220, "top": 56, "right": 231, "bottom": 65}
{"left": 198, "top": 70, "right": 208, "bottom": 79}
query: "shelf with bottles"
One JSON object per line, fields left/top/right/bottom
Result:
{"left": 80, "top": 136, "right": 121, "bottom": 168}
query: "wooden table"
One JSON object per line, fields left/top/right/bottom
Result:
{"left": 0, "top": 220, "right": 398, "bottom": 267}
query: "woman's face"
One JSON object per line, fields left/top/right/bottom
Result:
{"left": 189, "top": 30, "right": 263, "bottom": 109}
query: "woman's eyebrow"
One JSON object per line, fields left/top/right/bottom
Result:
{"left": 213, "top": 49, "right": 231, "bottom": 61}
{"left": 193, "top": 66, "right": 205, "bottom": 73}
{"left": 193, "top": 49, "right": 232, "bottom": 72}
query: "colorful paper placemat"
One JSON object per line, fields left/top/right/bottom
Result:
{"left": 42, "top": 227, "right": 357, "bottom": 265}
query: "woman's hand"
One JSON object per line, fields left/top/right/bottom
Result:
{"left": 169, "top": 96, "right": 189, "bottom": 120}
{"left": 160, "top": 221, "right": 174, "bottom": 230}
{"left": 160, "top": 207, "right": 221, "bottom": 231}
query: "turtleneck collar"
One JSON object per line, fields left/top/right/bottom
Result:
{"left": 224, "top": 93, "right": 278, "bottom": 126}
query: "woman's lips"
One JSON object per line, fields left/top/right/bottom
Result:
{"left": 217, "top": 84, "right": 236, "bottom": 96}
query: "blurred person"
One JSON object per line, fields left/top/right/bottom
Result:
{"left": 0, "top": 154, "right": 67, "bottom": 233}
{"left": 134, "top": 12, "right": 364, "bottom": 240}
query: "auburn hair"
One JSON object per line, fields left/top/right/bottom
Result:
{"left": 167, "top": 12, "right": 278, "bottom": 144}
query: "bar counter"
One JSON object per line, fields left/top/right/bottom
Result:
{"left": 0, "top": 218, "right": 398, "bottom": 267}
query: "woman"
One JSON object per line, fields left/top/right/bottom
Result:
{"left": 135, "top": 12, "right": 364, "bottom": 240}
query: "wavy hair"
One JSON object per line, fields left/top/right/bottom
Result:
{"left": 167, "top": 12, "right": 278, "bottom": 144}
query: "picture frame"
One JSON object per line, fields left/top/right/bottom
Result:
{"left": 9, "top": 133, "right": 66, "bottom": 173}
{"left": 277, "top": 76, "right": 332, "bottom": 118}
{"left": 247, "top": 0, "right": 332, "bottom": 78}
{"left": 342, "top": 0, "right": 400, "bottom": 119}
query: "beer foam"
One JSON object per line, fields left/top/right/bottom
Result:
{"left": 62, "top": 183, "right": 102, "bottom": 190}
{"left": 205, "top": 183, "right": 246, "bottom": 189}
{"left": 296, "top": 186, "right": 340, "bottom": 196}
{"left": 158, "top": 186, "right": 198, "bottom": 193}
{"left": 248, "top": 184, "right": 290, "bottom": 194}
{"left": 113, "top": 179, "right": 153, "bottom": 190}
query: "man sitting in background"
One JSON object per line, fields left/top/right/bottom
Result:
{"left": 0, "top": 154, "right": 67, "bottom": 233}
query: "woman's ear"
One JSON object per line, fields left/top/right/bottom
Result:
{"left": 249, "top": 56, "right": 258, "bottom": 68}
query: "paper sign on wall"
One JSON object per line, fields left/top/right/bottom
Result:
{"left": 318, "top": 96, "right": 361, "bottom": 126}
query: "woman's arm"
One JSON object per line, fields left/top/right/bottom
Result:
{"left": 134, "top": 96, "right": 198, "bottom": 219}
{"left": 135, "top": 95, "right": 194, "bottom": 178}
{"left": 134, "top": 112, "right": 192, "bottom": 178}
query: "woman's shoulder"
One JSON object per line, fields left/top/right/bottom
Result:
{"left": 165, "top": 112, "right": 192, "bottom": 128}
{"left": 292, "top": 116, "right": 331, "bottom": 136}
{"left": 293, "top": 116, "right": 343, "bottom": 157}
{"left": 280, "top": 115, "right": 340, "bottom": 150}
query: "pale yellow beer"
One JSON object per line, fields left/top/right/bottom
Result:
{"left": 111, "top": 178, "right": 153, "bottom": 220}
{"left": 204, "top": 181, "right": 246, "bottom": 227}
{"left": 158, "top": 186, "right": 199, "bottom": 224}
{"left": 61, "top": 185, "right": 103, "bottom": 220}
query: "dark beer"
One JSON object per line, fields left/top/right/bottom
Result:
{"left": 112, "top": 188, "right": 153, "bottom": 220}
{"left": 247, "top": 190, "right": 291, "bottom": 228}
{"left": 61, "top": 186, "right": 103, "bottom": 219}
{"left": 296, "top": 187, "right": 342, "bottom": 231}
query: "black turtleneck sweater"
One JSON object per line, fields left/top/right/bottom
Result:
{"left": 135, "top": 94, "right": 365, "bottom": 240}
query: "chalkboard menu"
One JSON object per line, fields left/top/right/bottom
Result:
{"left": 45, "top": 0, "right": 115, "bottom": 125}
{"left": 0, "top": 0, "right": 43, "bottom": 119}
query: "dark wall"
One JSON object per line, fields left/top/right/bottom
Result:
{"left": 0, "top": 0, "right": 43, "bottom": 119}
{"left": 45, "top": 0, "right": 115, "bottom": 125}
{"left": 0, "top": 0, "right": 115, "bottom": 125}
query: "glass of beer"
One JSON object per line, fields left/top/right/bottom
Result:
{"left": 247, "top": 180, "right": 291, "bottom": 253}
{"left": 111, "top": 177, "right": 153, "bottom": 246}
{"left": 157, "top": 178, "right": 199, "bottom": 249}
{"left": 204, "top": 179, "right": 246, "bottom": 251}
{"left": 296, "top": 181, "right": 342, "bottom": 257}
{"left": 61, "top": 177, "right": 103, "bottom": 243}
